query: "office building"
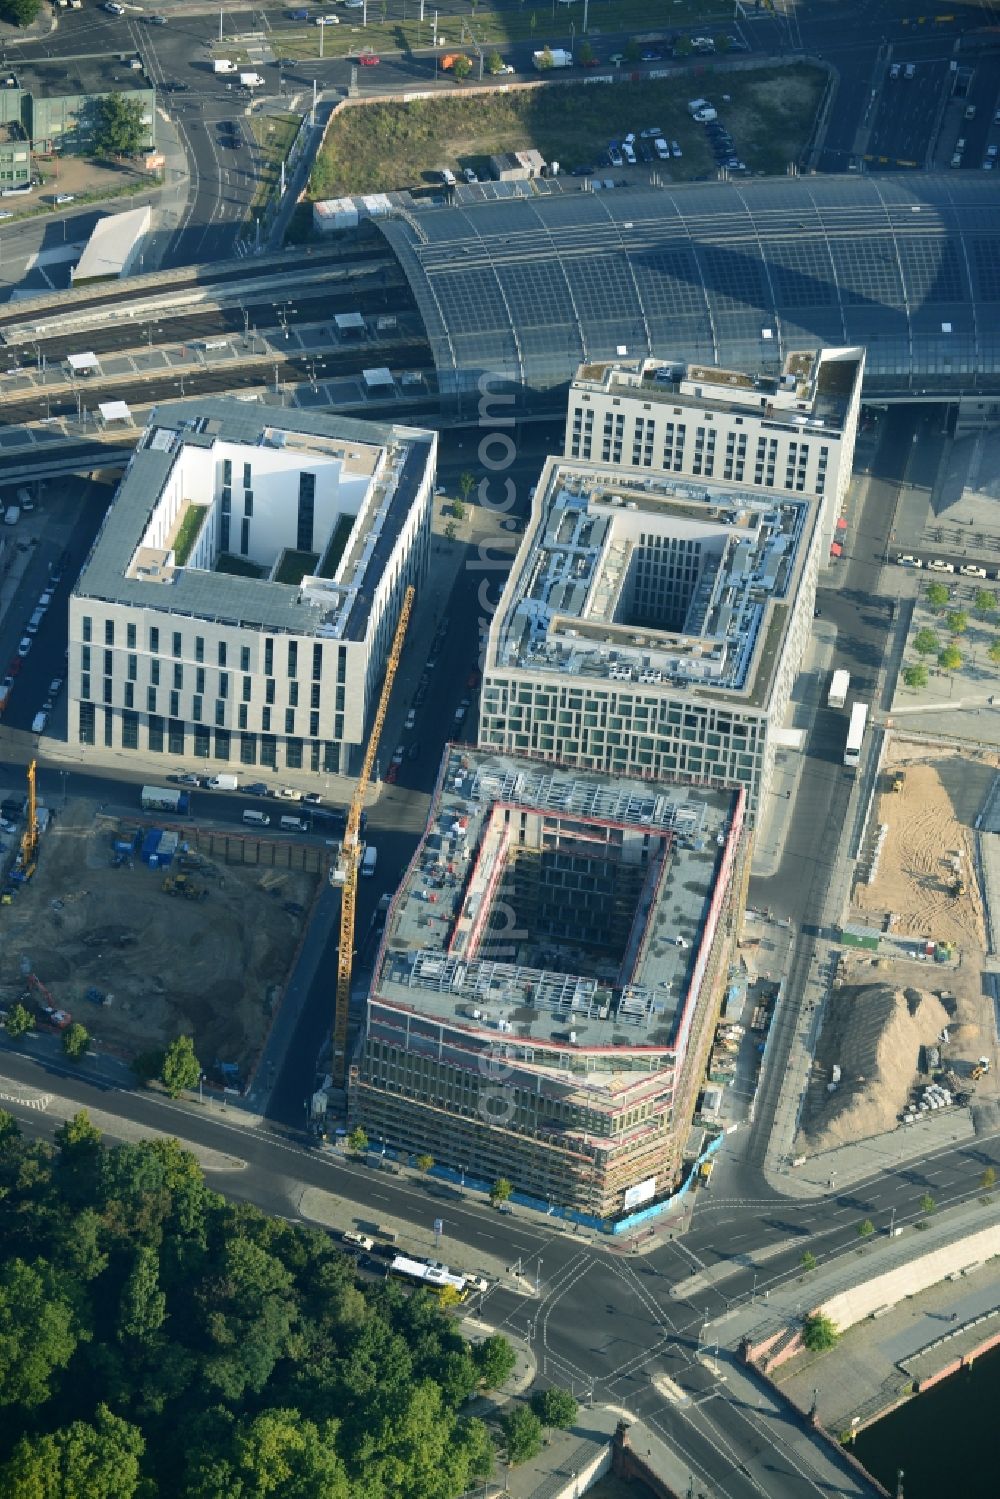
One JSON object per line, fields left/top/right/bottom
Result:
{"left": 352, "top": 747, "right": 747, "bottom": 1219}
{"left": 68, "top": 399, "right": 435, "bottom": 776}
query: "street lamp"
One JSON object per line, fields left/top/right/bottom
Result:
{"left": 535, "top": 1257, "right": 543, "bottom": 1293}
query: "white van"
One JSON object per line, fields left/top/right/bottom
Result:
{"left": 31, "top": 711, "right": 47, "bottom": 734}
{"left": 361, "top": 845, "right": 378, "bottom": 876}
{"left": 242, "top": 808, "right": 271, "bottom": 827}
{"left": 4, "top": 506, "right": 19, "bottom": 526}
{"left": 26, "top": 609, "right": 44, "bottom": 635}
{"left": 279, "top": 815, "right": 307, "bottom": 833}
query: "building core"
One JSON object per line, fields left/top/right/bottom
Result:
{"left": 353, "top": 748, "right": 747, "bottom": 1220}
{"left": 69, "top": 400, "right": 434, "bottom": 776}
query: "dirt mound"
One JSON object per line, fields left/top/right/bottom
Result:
{"left": 800, "top": 982, "right": 950, "bottom": 1149}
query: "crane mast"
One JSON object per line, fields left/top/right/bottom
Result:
{"left": 331, "top": 584, "right": 414, "bottom": 1085}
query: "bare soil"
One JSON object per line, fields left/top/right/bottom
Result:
{"left": 1, "top": 800, "right": 318, "bottom": 1075}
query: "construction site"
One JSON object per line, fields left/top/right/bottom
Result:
{"left": 799, "top": 742, "right": 1000, "bottom": 1153}
{"left": 0, "top": 789, "right": 321, "bottom": 1080}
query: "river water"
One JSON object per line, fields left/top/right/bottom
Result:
{"left": 854, "top": 1339, "right": 1000, "bottom": 1498}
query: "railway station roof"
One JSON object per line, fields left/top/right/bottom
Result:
{"left": 377, "top": 173, "right": 1000, "bottom": 415}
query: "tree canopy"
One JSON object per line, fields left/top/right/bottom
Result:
{"left": 0, "top": 1110, "right": 500, "bottom": 1497}
{"left": 0, "top": 0, "right": 41, "bottom": 26}
{"left": 93, "top": 92, "right": 148, "bottom": 159}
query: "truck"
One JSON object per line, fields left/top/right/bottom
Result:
{"left": 213, "top": 58, "right": 238, "bottom": 73}
{"left": 361, "top": 844, "right": 378, "bottom": 876}
{"left": 828, "top": 669, "right": 850, "bottom": 709}
{"left": 844, "top": 702, "right": 868, "bottom": 769}
{"left": 207, "top": 773, "right": 238, "bottom": 792}
{"left": 533, "top": 47, "right": 572, "bottom": 68}
{"left": 239, "top": 71, "right": 265, "bottom": 87}
{"left": 141, "top": 785, "right": 190, "bottom": 814}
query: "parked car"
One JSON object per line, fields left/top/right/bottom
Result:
{"left": 241, "top": 781, "right": 273, "bottom": 796}
{"left": 55, "top": 193, "right": 75, "bottom": 205}
{"left": 608, "top": 143, "right": 624, "bottom": 167}
{"left": 357, "top": 51, "right": 380, "bottom": 64}
{"left": 302, "top": 792, "right": 322, "bottom": 806}
{"left": 405, "top": 708, "right": 416, "bottom": 729}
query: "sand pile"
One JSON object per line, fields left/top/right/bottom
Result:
{"left": 800, "top": 982, "right": 950, "bottom": 1149}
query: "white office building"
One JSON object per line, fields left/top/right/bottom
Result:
{"left": 68, "top": 400, "right": 436, "bottom": 776}
{"left": 565, "top": 348, "right": 864, "bottom": 550}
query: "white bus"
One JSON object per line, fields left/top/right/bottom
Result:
{"left": 389, "top": 1255, "right": 467, "bottom": 1297}
{"left": 844, "top": 702, "right": 868, "bottom": 768}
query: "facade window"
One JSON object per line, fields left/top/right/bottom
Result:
{"left": 215, "top": 700, "right": 226, "bottom": 727}
{"left": 172, "top": 631, "right": 182, "bottom": 657}
{"left": 81, "top": 674, "right": 91, "bottom": 701}
{"left": 124, "top": 682, "right": 134, "bottom": 709}
{"left": 104, "top": 709, "right": 113, "bottom": 748}
{"left": 260, "top": 735, "right": 277, "bottom": 769}
{"left": 193, "top": 727, "right": 211, "bottom": 759}
{"left": 82, "top": 646, "right": 91, "bottom": 673}
{"left": 219, "top": 672, "right": 229, "bottom": 700}
{"left": 195, "top": 667, "right": 205, "bottom": 695}
{"left": 195, "top": 636, "right": 205, "bottom": 663}
{"left": 289, "top": 681, "right": 299, "bottom": 708}
{"left": 311, "top": 683, "right": 322, "bottom": 710}
{"left": 218, "top": 641, "right": 227, "bottom": 667}
{"left": 192, "top": 696, "right": 202, "bottom": 723}
{"left": 286, "top": 738, "right": 303, "bottom": 770}
{"left": 104, "top": 649, "right": 113, "bottom": 677}
{"left": 104, "top": 619, "right": 114, "bottom": 646}
{"left": 103, "top": 678, "right": 113, "bottom": 705}
{"left": 242, "top": 675, "right": 252, "bottom": 702}
{"left": 220, "top": 515, "right": 230, "bottom": 551}
{"left": 122, "top": 711, "right": 139, "bottom": 749}
{"left": 168, "top": 719, "right": 185, "bottom": 755}
{"left": 262, "top": 707, "right": 271, "bottom": 732}
{"left": 238, "top": 703, "right": 248, "bottom": 730}
{"left": 244, "top": 492, "right": 253, "bottom": 517}
{"left": 169, "top": 690, "right": 179, "bottom": 718}
{"left": 287, "top": 641, "right": 297, "bottom": 678}
{"left": 173, "top": 663, "right": 183, "bottom": 690}
{"left": 312, "top": 643, "right": 323, "bottom": 681}
{"left": 151, "top": 659, "right": 160, "bottom": 686}
{"left": 335, "top": 685, "right": 345, "bottom": 712}
{"left": 82, "top": 616, "right": 92, "bottom": 643}
{"left": 79, "top": 702, "right": 96, "bottom": 744}
{"left": 265, "top": 679, "right": 275, "bottom": 705}
{"left": 223, "top": 458, "right": 232, "bottom": 485}
{"left": 285, "top": 708, "right": 295, "bottom": 735}
{"left": 149, "top": 626, "right": 159, "bottom": 653}
{"left": 214, "top": 729, "right": 231, "bottom": 760}
{"left": 240, "top": 733, "right": 257, "bottom": 765}
{"left": 264, "top": 638, "right": 273, "bottom": 676}
{"left": 241, "top": 645, "right": 251, "bottom": 672}
{"left": 240, "top": 517, "right": 250, "bottom": 555}
{"left": 309, "top": 711, "right": 320, "bottom": 738}
{"left": 148, "top": 715, "right": 163, "bottom": 753}
{"left": 127, "top": 622, "right": 136, "bottom": 649}
{"left": 147, "top": 687, "right": 157, "bottom": 713}
{"left": 297, "top": 471, "right": 316, "bottom": 552}
{"left": 242, "top": 462, "right": 252, "bottom": 490}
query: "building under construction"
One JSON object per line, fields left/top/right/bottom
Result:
{"left": 351, "top": 748, "right": 748, "bottom": 1220}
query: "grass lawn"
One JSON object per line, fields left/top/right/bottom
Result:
{"left": 248, "top": 111, "right": 301, "bottom": 213}
{"left": 309, "top": 65, "right": 825, "bottom": 196}
{"left": 257, "top": 0, "right": 730, "bottom": 63}
{"left": 319, "top": 513, "right": 356, "bottom": 578}
{"left": 173, "top": 506, "right": 208, "bottom": 567}
{"left": 216, "top": 553, "right": 266, "bottom": 577}
{"left": 275, "top": 548, "right": 320, "bottom": 584}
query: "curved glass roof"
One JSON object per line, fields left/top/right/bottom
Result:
{"left": 377, "top": 174, "right": 1000, "bottom": 414}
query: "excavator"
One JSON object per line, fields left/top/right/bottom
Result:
{"left": 330, "top": 584, "right": 414, "bottom": 1087}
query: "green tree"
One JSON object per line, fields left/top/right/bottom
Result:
{"left": 903, "top": 663, "right": 928, "bottom": 691}
{"left": 93, "top": 92, "right": 148, "bottom": 159}
{"left": 975, "top": 588, "right": 996, "bottom": 614}
{"left": 380, "top": 0, "right": 387, "bottom": 16}
{"left": 160, "top": 1034, "right": 200, "bottom": 1098}
{"left": 415, "top": 1153, "right": 434, "bottom": 1173}
{"left": 62, "top": 1021, "right": 90, "bottom": 1061}
{"left": 117, "top": 1245, "right": 166, "bottom": 1345}
{"left": 946, "top": 609, "right": 969, "bottom": 636}
{"left": 938, "top": 644, "right": 962, "bottom": 674}
{"left": 473, "top": 1332, "right": 517, "bottom": 1388}
{"left": 437, "top": 1283, "right": 463, "bottom": 1310}
{"left": 459, "top": 470, "right": 476, "bottom": 503}
{"left": 451, "top": 497, "right": 466, "bottom": 521}
{"left": 486, "top": 50, "right": 504, "bottom": 74}
{"left": 913, "top": 627, "right": 939, "bottom": 656}
{"left": 131, "top": 1046, "right": 165, "bottom": 1083}
{"left": 800, "top": 1250, "right": 817, "bottom": 1272}
{"left": 4, "top": 1001, "right": 33, "bottom": 1039}
{"left": 54, "top": 1109, "right": 102, "bottom": 1159}
{"left": 502, "top": 1405, "right": 543, "bottom": 1464}
{"left": 0, "top": 1258, "right": 83, "bottom": 1408}
{"left": 857, "top": 1219, "right": 875, "bottom": 1238}
{"left": 347, "top": 1125, "right": 368, "bottom": 1154}
{"left": 577, "top": 39, "right": 593, "bottom": 65}
{"left": 981, "top": 1166, "right": 997, "bottom": 1189}
{"left": 490, "top": 1176, "right": 513, "bottom": 1205}
{"left": 673, "top": 34, "right": 693, "bottom": 55}
{"left": 624, "top": 38, "right": 641, "bottom": 61}
{"left": 452, "top": 53, "right": 472, "bottom": 79}
{"left": 989, "top": 640, "right": 1000, "bottom": 666}
{"left": 444, "top": 520, "right": 457, "bottom": 541}
{"left": 0, "top": 1405, "right": 144, "bottom": 1499}
{"left": 925, "top": 581, "right": 950, "bottom": 610}
{"left": 531, "top": 1386, "right": 578, "bottom": 1428}
{"left": 802, "top": 1312, "right": 839, "bottom": 1352}
{"left": 191, "top": 1408, "right": 350, "bottom": 1499}
{"left": 0, "top": 0, "right": 42, "bottom": 25}
{"left": 536, "top": 44, "right": 554, "bottom": 67}
{"left": 920, "top": 1193, "right": 937, "bottom": 1214}
{"left": 713, "top": 32, "right": 731, "bottom": 51}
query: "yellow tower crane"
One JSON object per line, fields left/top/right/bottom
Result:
{"left": 18, "top": 759, "right": 39, "bottom": 881}
{"left": 331, "top": 584, "right": 414, "bottom": 1085}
